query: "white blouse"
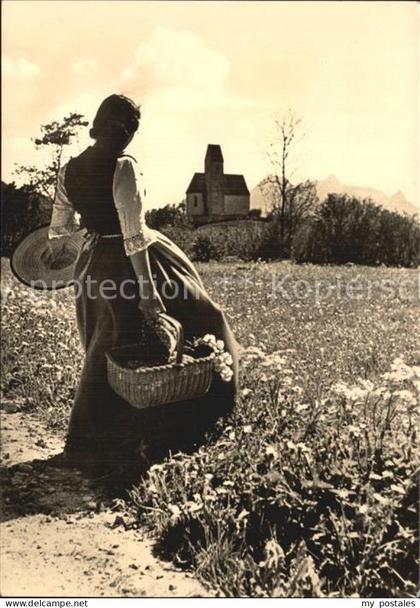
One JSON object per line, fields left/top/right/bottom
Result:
{"left": 48, "top": 157, "right": 157, "bottom": 256}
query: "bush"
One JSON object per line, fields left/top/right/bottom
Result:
{"left": 146, "top": 202, "right": 192, "bottom": 231}
{"left": 158, "top": 225, "right": 195, "bottom": 258}
{"left": 228, "top": 222, "right": 266, "bottom": 261}
{"left": 191, "top": 234, "right": 222, "bottom": 262}
{"left": 150, "top": 193, "right": 419, "bottom": 268}
{"left": 193, "top": 222, "right": 267, "bottom": 262}
{"left": 291, "top": 219, "right": 325, "bottom": 265}
{"left": 160, "top": 222, "right": 268, "bottom": 263}
{"left": 292, "top": 194, "right": 419, "bottom": 268}
{"left": 1, "top": 182, "right": 52, "bottom": 256}
{"left": 257, "top": 218, "right": 285, "bottom": 260}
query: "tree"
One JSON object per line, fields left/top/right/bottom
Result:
{"left": 145, "top": 201, "right": 192, "bottom": 230}
{"left": 1, "top": 181, "right": 51, "bottom": 255}
{"left": 263, "top": 110, "right": 317, "bottom": 256}
{"left": 279, "top": 179, "right": 318, "bottom": 240}
{"left": 14, "top": 113, "right": 88, "bottom": 203}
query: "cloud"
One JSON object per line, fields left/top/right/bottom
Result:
{"left": 114, "top": 27, "right": 256, "bottom": 206}
{"left": 3, "top": 56, "right": 41, "bottom": 79}
{"left": 121, "top": 27, "right": 250, "bottom": 111}
{"left": 71, "top": 57, "right": 97, "bottom": 74}
{"left": 52, "top": 92, "right": 98, "bottom": 121}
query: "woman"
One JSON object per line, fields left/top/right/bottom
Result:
{"left": 48, "top": 94, "right": 239, "bottom": 467}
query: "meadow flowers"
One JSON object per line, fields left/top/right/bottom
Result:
{"left": 332, "top": 356, "right": 419, "bottom": 409}
{"left": 195, "top": 333, "right": 234, "bottom": 382}
{"left": 3, "top": 260, "right": 418, "bottom": 598}
{"left": 382, "top": 356, "right": 420, "bottom": 384}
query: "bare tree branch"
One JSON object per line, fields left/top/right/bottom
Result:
{"left": 264, "top": 110, "right": 318, "bottom": 255}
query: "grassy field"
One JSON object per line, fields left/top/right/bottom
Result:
{"left": 1, "top": 258, "right": 419, "bottom": 597}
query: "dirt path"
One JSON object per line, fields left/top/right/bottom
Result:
{"left": 0, "top": 408, "right": 209, "bottom": 597}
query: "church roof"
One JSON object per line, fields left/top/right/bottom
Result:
{"left": 186, "top": 172, "right": 249, "bottom": 195}
{"left": 205, "top": 144, "right": 223, "bottom": 161}
{"left": 224, "top": 174, "right": 249, "bottom": 195}
{"left": 186, "top": 172, "right": 205, "bottom": 194}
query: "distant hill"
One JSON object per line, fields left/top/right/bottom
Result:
{"left": 251, "top": 175, "right": 418, "bottom": 217}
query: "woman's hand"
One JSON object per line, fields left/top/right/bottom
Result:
{"left": 138, "top": 287, "right": 166, "bottom": 321}
{"left": 41, "top": 238, "right": 67, "bottom": 267}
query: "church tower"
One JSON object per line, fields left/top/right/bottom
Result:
{"left": 204, "top": 144, "right": 224, "bottom": 216}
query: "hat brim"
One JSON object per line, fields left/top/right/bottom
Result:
{"left": 10, "top": 224, "right": 87, "bottom": 290}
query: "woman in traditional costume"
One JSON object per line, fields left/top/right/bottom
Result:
{"left": 46, "top": 94, "right": 239, "bottom": 466}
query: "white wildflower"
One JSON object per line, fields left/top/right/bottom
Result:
{"left": 168, "top": 504, "right": 181, "bottom": 522}
{"left": 220, "top": 352, "right": 233, "bottom": 365}
{"left": 265, "top": 445, "right": 278, "bottom": 459}
{"left": 296, "top": 442, "right": 310, "bottom": 453}
{"left": 394, "top": 390, "right": 417, "bottom": 406}
{"left": 359, "top": 379, "right": 374, "bottom": 392}
{"left": 203, "top": 334, "right": 217, "bottom": 345}
{"left": 382, "top": 357, "right": 415, "bottom": 383}
{"left": 221, "top": 367, "right": 233, "bottom": 382}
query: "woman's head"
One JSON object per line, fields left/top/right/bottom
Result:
{"left": 90, "top": 94, "right": 141, "bottom": 152}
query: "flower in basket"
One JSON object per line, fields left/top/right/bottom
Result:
{"left": 193, "top": 334, "right": 234, "bottom": 382}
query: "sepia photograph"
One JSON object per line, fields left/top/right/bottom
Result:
{"left": 1, "top": 0, "right": 418, "bottom": 603}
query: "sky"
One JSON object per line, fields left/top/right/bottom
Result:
{"left": 2, "top": 0, "right": 418, "bottom": 209}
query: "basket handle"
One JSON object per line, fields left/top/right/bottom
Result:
{"left": 158, "top": 313, "right": 184, "bottom": 365}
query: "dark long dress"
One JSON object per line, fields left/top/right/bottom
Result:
{"left": 56, "top": 147, "right": 239, "bottom": 465}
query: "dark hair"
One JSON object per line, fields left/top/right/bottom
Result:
{"left": 89, "top": 94, "right": 141, "bottom": 144}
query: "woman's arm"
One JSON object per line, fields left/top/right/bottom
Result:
{"left": 46, "top": 164, "right": 80, "bottom": 263}
{"left": 49, "top": 164, "right": 79, "bottom": 240}
{"left": 113, "top": 157, "right": 165, "bottom": 320}
{"left": 129, "top": 248, "right": 165, "bottom": 320}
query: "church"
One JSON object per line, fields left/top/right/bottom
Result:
{"left": 186, "top": 145, "right": 250, "bottom": 224}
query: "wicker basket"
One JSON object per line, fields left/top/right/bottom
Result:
{"left": 106, "top": 314, "right": 214, "bottom": 409}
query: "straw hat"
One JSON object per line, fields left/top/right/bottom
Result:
{"left": 11, "top": 225, "right": 86, "bottom": 290}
